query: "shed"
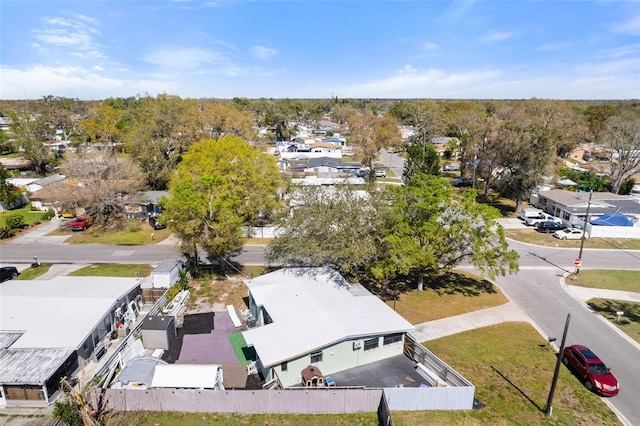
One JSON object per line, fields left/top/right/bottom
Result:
{"left": 301, "top": 365, "right": 325, "bottom": 387}
{"left": 151, "top": 260, "right": 183, "bottom": 289}
{"left": 151, "top": 364, "right": 224, "bottom": 390}
{"left": 140, "top": 316, "right": 176, "bottom": 350}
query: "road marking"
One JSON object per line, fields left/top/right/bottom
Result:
{"left": 111, "top": 250, "right": 135, "bottom": 257}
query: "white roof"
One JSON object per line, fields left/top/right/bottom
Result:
{"left": 151, "top": 364, "right": 223, "bottom": 389}
{"left": 242, "top": 268, "right": 414, "bottom": 368}
{"left": 0, "top": 276, "right": 140, "bottom": 349}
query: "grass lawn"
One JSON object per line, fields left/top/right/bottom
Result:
{"left": 68, "top": 264, "right": 154, "bottom": 277}
{"left": 15, "top": 263, "right": 51, "bottom": 280}
{"left": 586, "top": 298, "right": 640, "bottom": 344}
{"left": 51, "top": 220, "right": 172, "bottom": 245}
{"left": 566, "top": 270, "right": 640, "bottom": 293}
{"left": 504, "top": 229, "right": 640, "bottom": 250}
{"left": 386, "top": 270, "right": 508, "bottom": 324}
{"left": 0, "top": 205, "right": 52, "bottom": 227}
{"left": 103, "top": 412, "right": 379, "bottom": 426}
{"left": 393, "top": 323, "right": 620, "bottom": 425}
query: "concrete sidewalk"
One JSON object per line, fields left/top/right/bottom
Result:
{"left": 412, "top": 301, "right": 534, "bottom": 342}
{"left": 565, "top": 285, "right": 640, "bottom": 304}
{"left": 412, "top": 281, "right": 640, "bottom": 349}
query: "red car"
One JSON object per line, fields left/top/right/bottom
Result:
{"left": 70, "top": 217, "right": 92, "bottom": 231}
{"left": 562, "top": 345, "right": 619, "bottom": 396}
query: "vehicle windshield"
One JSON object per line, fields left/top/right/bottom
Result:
{"left": 589, "top": 363, "right": 610, "bottom": 375}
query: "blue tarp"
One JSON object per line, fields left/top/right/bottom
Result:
{"left": 590, "top": 213, "right": 633, "bottom": 227}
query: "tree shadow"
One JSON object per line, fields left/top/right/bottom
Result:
{"left": 587, "top": 299, "right": 640, "bottom": 324}
{"left": 424, "top": 271, "right": 497, "bottom": 297}
{"left": 491, "top": 365, "right": 545, "bottom": 413}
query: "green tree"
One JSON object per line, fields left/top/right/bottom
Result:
{"left": 79, "top": 102, "right": 128, "bottom": 147}
{"left": 347, "top": 110, "right": 401, "bottom": 180}
{"left": 0, "top": 167, "right": 22, "bottom": 207}
{"left": 371, "top": 175, "right": 518, "bottom": 291}
{"left": 163, "top": 136, "right": 281, "bottom": 272}
{"left": 402, "top": 142, "right": 441, "bottom": 182}
{"left": 268, "top": 175, "right": 518, "bottom": 295}
{"left": 266, "top": 185, "right": 379, "bottom": 279}
{"left": 9, "top": 110, "right": 57, "bottom": 174}
{"left": 584, "top": 103, "right": 619, "bottom": 142}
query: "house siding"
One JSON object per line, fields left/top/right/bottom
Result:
{"left": 268, "top": 335, "right": 406, "bottom": 387}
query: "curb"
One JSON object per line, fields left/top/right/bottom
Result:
{"left": 560, "top": 274, "right": 640, "bottom": 353}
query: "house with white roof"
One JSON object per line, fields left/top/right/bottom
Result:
{"left": 0, "top": 277, "right": 142, "bottom": 406}
{"left": 241, "top": 268, "right": 415, "bottom": 388}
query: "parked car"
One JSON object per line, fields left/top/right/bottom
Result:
{"left": 0, "top": 266, "right": 19, "bottom": 283}
{"left": 451, "top": 177, "right": 473, "bottom": 187}
{"left": 536, "top": 221, "right": 566, "bottom": 233}
{"left": 70, "top": 217, "right": 92, "bottom": 231}
{"left": 524, "top": 213, "right": 562, "bottom": 227}
{"left": 562, "top": 345, "right": 619, "bottom": 396}
{"left": 553, "top": 228, "right": 583, "bottom": 240}
{"left": 149, "top": 216, "right": 166, "bottom": 230}
{"left": 443, "top": 164, "right": 458, "bottom": 172}
{"left": 374, "top": 170, "right": 386, "bottom": 178}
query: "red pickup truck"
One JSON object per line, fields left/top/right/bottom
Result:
{"left": 70, "top": 216, "right": 92, "bottom": 231}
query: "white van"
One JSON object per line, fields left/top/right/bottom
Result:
{"left": 518, "top": 208, "right": 544, "bottom": 221}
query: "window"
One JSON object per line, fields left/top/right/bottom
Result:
{"left": 310, "top": 351, "right": 323, "bottom": 364}
{"left": 363, "top": 337, "right": 379, "bottom": 351}
{"left": 280, "top": 361, "right": 288, "bottom": 372}
{"left": 383, "top": 334, "right": 402, "bottom": 346}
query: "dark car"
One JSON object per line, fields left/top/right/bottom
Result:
{"left": 536, "top": 221, "right": 566, "bottom": 233}
{"left": 451, "top": 177, "right": 473, "bottom": 187}
{"left": 562, "top": 345, "right": 619, "bottom": 396}
{"left": 0, "top": 266, "right": 19, "bottom": 283}
{"left": 149, "top": 216, "right": 166, "bottom": 230}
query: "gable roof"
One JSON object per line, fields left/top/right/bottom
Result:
{"left": 241, "top": 268, "right": 414, "bottom": 368}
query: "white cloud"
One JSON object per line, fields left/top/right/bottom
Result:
{"left": 141, "top": 47, "right": 226, "bottom": 70}
{"left": 423, "top": 42, "right": 440, "bottom": 51}
{"left": 331, "top": 59, "right": 638, "bottom": 100}
{"left": 33, "top": 14, "right": 103, "bottom": 60}
{"left": 611, "top": 14, "right": 640, "bottom": 36}
{"left": 335, "top": 65, "right": 501, "bottom": 98}
{"left": 479, "top": 31, "right": 515, "bottom": 43}
{"left": 251, "top": 45, "right": 277, "bottom": 59}
{"left": 534, "top": 43, "right": 570, "bottom": 51}
{"left": 0, "top": 65, "right": 172, "bottom": 100}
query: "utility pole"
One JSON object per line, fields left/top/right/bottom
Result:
{"left": 575, "top": 190, "right": 593, "bottom": 275}
{"left": 545, "top": 313, "right": 571, "bottom": 416}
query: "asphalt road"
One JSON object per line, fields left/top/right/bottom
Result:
{"left": 2, "top": 189, "right": 640, "bottom": 423}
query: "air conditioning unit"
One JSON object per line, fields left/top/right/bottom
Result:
{"left": 353, "top": 341, "right": 362, "bottom": 350}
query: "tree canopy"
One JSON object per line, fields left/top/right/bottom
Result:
{"left": 266, "top": 174, "right": 519, "bottom": 297}
{"left": 163, "top": 135, "right": 282, "bottom": 271}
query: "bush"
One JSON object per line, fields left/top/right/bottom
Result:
{"left": 0, "top": 226, "right": 15, "bottom": 239}
{"left": 42, "top": 208, "right": 56, "bottom": 220}
{"left": 5, "top": 213, "right": 25, "bottom": 230}
{"left": 53, "top": 398, "right": 83, "bottom": 426}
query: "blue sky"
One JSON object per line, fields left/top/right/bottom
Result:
{"left": 1, "top": 0, "right": 639, "bottom": 100}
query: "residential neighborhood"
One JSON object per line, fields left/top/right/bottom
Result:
{"left": 1, "top": 95, "right": 640, "bottom": 426}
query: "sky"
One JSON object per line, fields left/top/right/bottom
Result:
{"left": 0, "top": 0, "right": 639, "bottom": 101}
